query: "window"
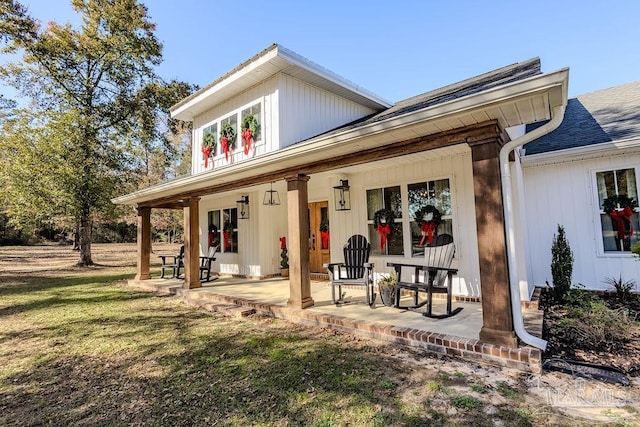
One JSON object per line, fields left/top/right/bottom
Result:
{"left": 366, "top": 186, "right": 403, "bottom": 255}
{"left": 208, "top": 208, "right": 238, "bottom": 253}
{"left": 241, "top": 103, "right": 262, "bottom": 143}
{"left": 408, "top": 179, "right": 452, "bottom": 257}
{"left": 596, "top": 168, "right": 639, "bottom": 252}
{"left": 199, "top": 100, "right": 264, "bottom": 166}
{"left": 203, "top": 123, "right": 217, "bottom": 156}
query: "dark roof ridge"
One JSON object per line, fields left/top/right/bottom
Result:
{"left": 394, "top": 57, "right": 541, "bottom": 108}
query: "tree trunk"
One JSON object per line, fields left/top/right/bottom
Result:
{"left": 77, "top": 211, "right": 93, "bottom": 266}
{"left": 73, "top": 221, "right": 80, "bottom": 251}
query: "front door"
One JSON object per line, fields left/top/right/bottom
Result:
{"left": 308, "top": 201, "right": 330, "bottom": 273}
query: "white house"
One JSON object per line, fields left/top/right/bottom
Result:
{"left": 114, "top": 44, "right": 570, "bottom": 348}
{"left": 520, "top": 81, "right": 640, "bottom": 293}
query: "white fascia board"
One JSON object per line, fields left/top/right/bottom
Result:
{"left": 113, "top": 68, "right": 568, "bottom": 206}
{"left": 521, "top": 137, "right": 640, "bottom": 167}
{"left": 170, "top": 48, "right": 280, "bottom": 121}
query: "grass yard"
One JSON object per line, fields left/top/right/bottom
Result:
{"left": 0, "top": 244, "right": 635, "bottom": 426}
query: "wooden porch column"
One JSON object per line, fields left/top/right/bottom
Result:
{"left": 286, "top": 175, "right": 314, "bottom": 308}
{"left": 470, "top": 137, "right": 518, "bottom": 348}
{"left": 135, "top": 206, "right": 151, "bottom": 280}
{"left": 183, "top": 197, "right": 201, "bottom": 289}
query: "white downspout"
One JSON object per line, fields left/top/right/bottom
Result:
{"left": 499, "top": 105, "right": 566, "bottom": 350}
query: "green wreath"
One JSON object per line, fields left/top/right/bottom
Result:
{"left": 219, "top": 122, "right": 236, "bottom": 148}
{"left": 414, "top": 205, "right": 441, "bottom": 226}
{"left": 223, "top": 221, "right": 235, "bottom": 233}
{"left": 373, "top": 208, "right": 396, "bottom": 228}
{"left": 602, "top": 194, "right": 638, "bottom": 214}
{"left": 202, "top": 132, "right": 216, "bottom": 151}
{"left": 241, "top": 114, "right": 260, "bottom": 137}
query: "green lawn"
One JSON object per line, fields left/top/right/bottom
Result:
{"left": 0, "top": 245, "right": 610, "bottom": 426}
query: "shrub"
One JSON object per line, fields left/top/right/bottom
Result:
{"left": 550, "top": 225, "right": 573, "bottom": 303}
{"left": 604, "top": 275, "right": 637, "bottom": 302}
{"left": 632, "top": 241, "right": 640, "bottom": 258}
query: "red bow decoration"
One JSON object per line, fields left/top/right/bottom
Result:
{"left": 419, "top": 222, "right": 436, "bottom": 246}
{"left": 221, "top": 137, "right": 230, "bottom": 161}
{"left": 279, "top": 236, "right": 287, "bottom": 250}
{"left": 223, "top": 231, "right": 231, "bottom": 250}
{"left": 609, "top": 207, "right": 634, "bottom": 239}
{"left": 376, "top": 224, "right": 391, "bottom": 251}
{"left": 201, "top": 145, "right": 211, "bottom": 168}
{"left": 320, "top": 231, "right": 330, "bottom": 249}
{"left": 241, "top": 129, "right": 253, "bottom": 155}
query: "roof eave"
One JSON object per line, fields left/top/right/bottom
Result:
{"left": 113, "top": 68, "right": 568, "bottom": 206}
{"left": 170, "top": 44, "right": 391, "bottom": 122}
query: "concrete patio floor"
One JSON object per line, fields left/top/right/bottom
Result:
{"left": 129, "top": 275, "right": 544, "bottom": 373}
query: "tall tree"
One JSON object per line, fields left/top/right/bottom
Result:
{"left": 0, "top": 0, "right": 184, "bottom": 265}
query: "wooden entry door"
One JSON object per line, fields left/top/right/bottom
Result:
{"left": 308, "top": 201, "right": 330, "bottom": 273}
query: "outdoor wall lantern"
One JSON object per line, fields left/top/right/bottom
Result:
{"left": 263, "top": 182, "right": 280, "bottom": 206}
{"left": 333, "top": 179, "right": 351, "bottom": 211}
{"left": 237, "top": 195, "right": 250, "bottom": 219}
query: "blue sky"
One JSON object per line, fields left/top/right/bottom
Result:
{"left": 9, "top": 1, "right": 640, "bottom": 102}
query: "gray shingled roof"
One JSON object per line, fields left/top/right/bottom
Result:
{"left": 296, "top": 57, "right": 542, "bottom": 143}
{"left": 524, "top": 81, "right": 640, "bottom": 155}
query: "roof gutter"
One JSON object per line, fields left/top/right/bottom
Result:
{"left": 499, "top": 104, "right": 566, "bottom": 351}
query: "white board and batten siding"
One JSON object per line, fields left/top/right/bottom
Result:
{"left": 325, "top": 150, "right": 483, "bottom": 298}
{"left": 277, "top": 73, "right": 377, "bottom": 148}
{"left": 522, "top": 153, "right": 640, "bottom": 292}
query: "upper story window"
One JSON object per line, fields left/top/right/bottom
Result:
{"left": 200, "top": 101, "right": 263, "bottom": 167}
{"left": 241, "top": 103, "right": 262, "bottom": 144}
{"left": 596, "top": 168, "right": 639, "bottom": 253}
{"left": 408, "top": 179, "right": 452, "bottom": 257}
{"left": 208, "top": 208, "right": 238, "bottom": 253}
{"left": 202, "top": 123, "right": 218, "bottom": 157}
{"left": 366, "top": 186, "right": 403, "bottom": 256}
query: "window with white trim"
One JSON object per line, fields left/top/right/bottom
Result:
{"left": 199, "top": 100, "right": 263, "bottom": 167}
{"left": 596, "top": 168, "right": 639, "bottom": 252}
{"left": 208, "top": 208, "right": 238, "bottom": 253}
{"left": 408, "top": 179, "right": 452, "bottom": 257}
{"left": 366, "top": 186, "right": 403, "bottom": 255}
{"left": 241, "top": 103, "right": 262, "bottom": 144}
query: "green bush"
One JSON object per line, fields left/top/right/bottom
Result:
{"left": 551, "top": 225, "right": 573, "bottom": 303}
{"left": 604, "top": 276, "right": 637, "bottom": 302}
{"left": 632, "top": 241, "right": 640, "bottom": 258}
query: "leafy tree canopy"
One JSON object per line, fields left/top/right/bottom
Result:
{"left": 0, "top": 0, "right": 195, "bottom": 264}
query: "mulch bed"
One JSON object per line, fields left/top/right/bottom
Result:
{"left": 541, "top": 289, "right": 640, "bottom": 376}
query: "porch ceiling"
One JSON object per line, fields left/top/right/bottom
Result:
{"left": 113, "top": 68, "right": 568, "bottom": 208}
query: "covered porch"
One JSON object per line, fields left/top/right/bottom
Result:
{"left": 114, "top": 64, "right": 568, "bottom": 352}
{"left": 127, "top": 275, "right": 543, "bottom": 373}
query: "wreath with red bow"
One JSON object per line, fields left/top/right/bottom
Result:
{"left": 240, "top": 114, "right": 259, "bottom": 155}
{"left": 201, "top": 132, "right": 216, "bottom": 168}
{"left": 219, "top": 123, "right": 236, "bottom": 161}
{"left": 602, "top": 195, "right": 638, "bottom": 240}
{"left": 373, "top": 209, "right": 396, "bottom": 251}
{"left": 414, "top": 205, "right": 441, "bottom": 245}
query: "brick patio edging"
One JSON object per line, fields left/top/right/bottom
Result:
{"left": 128, "top": 280, "right": 542, "bottom": 374}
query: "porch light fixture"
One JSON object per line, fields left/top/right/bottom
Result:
{"left": 237, "top": 195, "right": 250, "bottom": 219}
{"left": 333, "top": 179, "right": 351, "bottom": 211}
{"left": 263, "top": 182, "right": 280, "bottom": 206}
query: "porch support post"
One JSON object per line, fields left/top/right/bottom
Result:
{"left": 135, "top": 206, "right": 151, "bottom": 281}
{"left": 470, "top": 136, "right": 518, "bottom": 348}
{"left": 286, "top": 174, "right": 314, "bottom": 308}
{"left": 183, "top": 196, "right": 201, "bottom": 289}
